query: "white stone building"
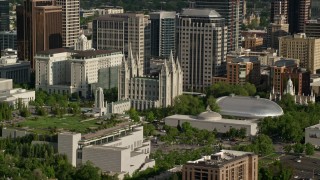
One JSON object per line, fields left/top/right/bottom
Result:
{"left": 118, "top": 47, "right": 183, "bottom": 110}
{"left": 305, "top": 123, "right": 320, "bottom": 147}
{"left": 0, "top": 78, "right": 35, "bottom": 107}
{"left": 58, "top": 124, "right": 155, "bottom": 179}
{"left": 74, "top": 34, "right": 92, "bottom": 51}
{"left": 270, "top": 77, "right": 315, "bottom": 105}
{"left": 165, "top": 107, "right": 258, "bottom": 136}
{"left": 35, "top": 48, "right": 123, "bottom": 97}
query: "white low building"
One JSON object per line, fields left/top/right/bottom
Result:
{"left": 164, "top": 107, "right": 258, "bottom": 136}
{"left": 58, "top": 123, "right": 155, "bottom": 179}
{"left": 305, "top": 123, "right": 320, "bottom": 147}
{"left": 0, "top": 78, "right": 35, "bottom": 107}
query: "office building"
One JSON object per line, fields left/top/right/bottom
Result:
{"left": 227, "top": 56, "right": 261, "bottom": 86}
{"left": 149, "top": 11, "right": 176, "bottom": 58}
{"left": 267, "top": 15, "right": 289, "bottom": 49}
{"left": 96, "top": 6, "right": 124, "bottom": 15}
{"left": 227, "top": 48, "right": 281, "bottom": 66}
{"left": 279, "top": 33, "right": 320, "bottom": 74}
{"left": 118, "top": 47, "right": 183, "bottom": 110}
{"left": 288, "top": 0, "right": 311, "bottom": 34}
{"left": 35, "top": 48, "right": 123, "bottom": 98}
{"left": 16, "top": 0, "right": 63, "bottom": 69}
{"left": 311, "top": 0, "right": 320, "bottom": 18}
{"left": 305, "top": 19, "right": 320, "bottom": 38}
{"left": 0, "top": 0, "right": 10, "bottom": 31}
{"left": 0, "top": 50, "right": 30, "bottom": 84}
{"left": 0, "top": 31, "right": 17, "bottom": 51}
{"left": 305, "top": 123, "right": 320, "bottom": 147}
{"left": 0, "top": 78, "right": 35, "bottom": 107}
{"left": 243, "top": 34, "right": 263, "bottom": 51}
{"left": 182, "top": 150, "right": 258, "bottom": 180}
{"left": 56, "top": 0, "right": 80, "bottom": 47}
{"left": 177, "top": 9, "right": 227, "bottom": 91}
{"left": 92, "top": 13, "right": 150, "bottom": 73}
{"left": 58, "top": 124, "right": 155, "bottom": 178}
{"left": 191, "top": 0, "right": 243, "bottom": 51}
{"left": 165, "top": 107, "right": 258, "bottom": 136}
{"left": 271, "top": 0, "right": 288, "bottom": 23}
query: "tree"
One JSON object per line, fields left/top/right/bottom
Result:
{"left": 74, "top": 162, "right": 101, "bottom": 180}
{"left": 20, "top": 105, "right": 31, "bottom": 117}
{"left": 283, "top": 145, "right": 292, "bottom": 154}
{"left": 253, "top": 134, "right": 274, "bottom": 156}
{"left": 173, "top": 95, "right": 205, "bottom": 115}
{"left": 206, "top": 96, "right": 220, "bottom": 112}
{"left": 238, "top": 128, "right": 247, "bottom": 139}
{"left": 128, "top": 108, "right": 140, "bottom": 122}
{"left": 143, "top": 124, "right": 155, "bottom": 137}
{"left": 145, "top": 112, "right": 155, "bottom": 122}
{"left": 293, "top": 143, "right": 305, "bottom": 154}
{"left": 305, "top": 143, "right": 315, "bottom": 155}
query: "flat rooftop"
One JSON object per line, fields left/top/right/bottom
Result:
{"left": 81, "top": 122, "right": 133, "bottom": 140}
{"left": 306, "top": 123, "right": 320, "bottom": 129}
{"left": 186, "top": 150, "right": 255, "bottom": 168}
{"left": 84, "top": 145, "right": 127, "bottom": 151}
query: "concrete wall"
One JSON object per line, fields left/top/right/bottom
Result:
{"left": 2, "top": 128, "right": 28, "bottom": 138}
{"left": 82, "top": 146, "right": 127, "bottom": 173}
{"left": 165, "top": 117, "right": 257, "bottom": 136}
{"left": 305, "top": 127, "right": 320, "bottom": 146}
{"left": 0, "top": 78, "right": 12, "bottom": 91}
{"left": 58, "top": 132, "right": 82, "bottom": 166}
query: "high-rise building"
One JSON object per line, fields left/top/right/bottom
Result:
{"left": 305, "top": 19, "right": 320, "bottom": 38}
{"left": 227, "top": 56, "right": 261, "bottom": 86}
{"left": 271, "top": 0, "right": 288, "bottom": 23}
{"left": 149, "top": 11, "right": 176, "bottom": 58}
{"left": 288, "top": 0, "right": 311, "bottom": 34}
{"left": 279, "top": 33, "right": 320, "bottom": 74}
{"left": 16, "top": 0, "right": 63, "bottom": 69}
{"left": 92, "top": 13, "right": 150, "bottom": 73}
{"left": 191, "top": 0, "right": 243, "bottom": 51}
{"left": 56, "top": 0, "right": 80, "bottom": 47}
{"left": 0, "top": 0, "right": 10, "bottom": 31}
{"left": 311, "top": 0, "right": 320, "bottom": 18}
{"left": 267, "top": 15, "right": 289, "bottom": 49}
{"left": 0, "top": 31, "right": 17, "bottom": 51}
{"left": 182, "top": 150, "right": 258, "bottom": 180}
{"left": 177, "top": 9, "right": 227, "bottom": 91}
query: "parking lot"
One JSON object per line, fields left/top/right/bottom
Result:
{"left": 280, "top": 155, "right": 320, "bottom": 179}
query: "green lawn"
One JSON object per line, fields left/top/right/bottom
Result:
{"left": 18, "top": 116, "right": 100, "bottom": 133}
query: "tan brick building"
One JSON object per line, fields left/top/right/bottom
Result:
{"left": 182, "top": 150, "right": 258, "bottom": 180}
{"left": 243, "top": 34, "right": 263, "bottom": 51}
{"left": 279, "top": 33, "right": 320, "bottom": 74}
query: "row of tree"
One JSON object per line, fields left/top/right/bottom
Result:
{"left": 259, "top": 94, "right": 320, "bottom": 143}
{"left": 0, "top": 102, "right": 13, "bottom": 121}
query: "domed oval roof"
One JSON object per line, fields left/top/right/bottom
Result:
{"left": 216, "top": 95, "right": 284, "bottom": 119}
{"left": 198, "top": 106, "right": 222, "bottom": 121}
